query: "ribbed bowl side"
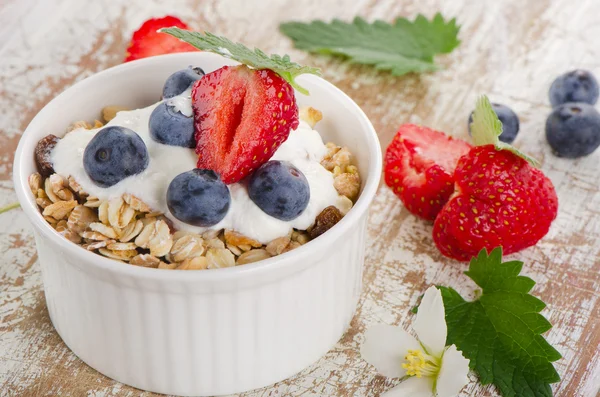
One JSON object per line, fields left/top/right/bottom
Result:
{"left": 36, "top": 213, "right": 367, "bottom": 396}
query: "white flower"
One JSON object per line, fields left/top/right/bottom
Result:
{"left": 360, "top": 287, "right": 470, "bottom": 397}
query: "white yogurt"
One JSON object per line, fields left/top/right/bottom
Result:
{"left": 51, "top": 96, "right": 340, "bottom": 243}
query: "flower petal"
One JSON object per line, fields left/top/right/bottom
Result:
{"left": 383, "top": 375, "right": 434, "bottom": 397}
{"left": 360, "top": 324, "right": 422, "bottom": 378}
{"left": 413, "top": 286, "right": 447, "bottom": 357}
{"left": 435, "top": 345, "right": 470, "bottom": 397}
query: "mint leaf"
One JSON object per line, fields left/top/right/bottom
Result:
{"left": 279, "top": 13, "right": 460, "bottom": 76}
{"left": 470, "top": 95, "right": 540, "bottom": 167}
{"left": 438, "top": 248, "right": 561, "bottom": 397}
{"left": 160, "top": 28, "right": 321, "bottom": 95}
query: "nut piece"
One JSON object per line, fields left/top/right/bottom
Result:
{"left": 334, "top": 173, "right": 361, "bottom": 202}
{"left": 236, "top": 249, "right": 271, "bottom": 265}
{"left": 206, "top": 248, "right": 235, "bottom": 269}
{"left": 28, "top": 173, "right": 42, "bottom": 196}
{"left": 158, "top": 261, "right": 177, "bottom": 270}
{"left": 45, "top": 174, "right": 75, "bottom": 202}
{"left": 88, "top": 222, "right": 119, "bottom": 239}
{"left": 42, "top": 200, "right": 77, "bottom": 220}
{"left": 108, "top": 197, "right": 136, "bottom": 229}
{"left": 102, "top": 105, "right": 129, "bottom": 122}
{"left": 320, "top": 143, "right": 342, "bottom": 171}
{"left": 224, "top": 230, "right": 262, "bottom": 248}
{"left": 67, "top": 205, "right": 99, "bottom": 235}
{"left": 81, "top": 239, "right": 114, "bottom": 251}
{"left": 176, "top": 256, "right": 209, "bottom": 270}
{"left": 119, "top": 219, "right": 144, "bottom": 242}
{"left": 68, "top": 176, "right": 87, "bottom": 198}
{"left": 55, "top": 220, "right": 82, "bottom": 244}
{"left": 67, "top": 120, "right": 102, "bottom": 132}
{"left": 135, "top": 219, "right": 173, "bottom": 257}
{"left": 299, "top": 106, "right": 323, "bottom": 128}
{"left": 282, "top": 241, "right": 301, "bottom": 253}
{"left": 335, "top": 195, "right": 354, "bottom": 216}
{"left": 98, "top": 248, "right": 138, "bottom": 261}
{"left": 291, "top": 230, "right": 311, "bottom": 245}
{"left": 130, "top": 254, "right": 161, "bottom": 268}
{"left": 35, "top": 135, "right": 60, "bottom": 177}
{"left": 169, "top": 234, "right": 205, "bottom": 263}
{"left": 123, "top": 193, "right": 151, "bottom": 212}
{"left": 84, "top": 196, "right": 102, "bottom": 208}
{"left": 36, "top": 197, "right": 53, "bottom": 209}
{"left": 266, "top": 235, "right": 291, "bottom": 256}
{"left": 309, "top": 206, "right": 343, "bottom": 240}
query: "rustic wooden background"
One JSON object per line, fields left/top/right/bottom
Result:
{"left": 1, "top": 0, "right": 599, "bottom": 396}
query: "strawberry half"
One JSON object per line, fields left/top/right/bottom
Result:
{"left": 124, "top": 16, "right": 197, "bottom": 62}
{"left": 191, "top": 65, "right": 299, "bottom": 184}
{"left": 433, "top": 145, "right": 558, "bottom": 261}
{"left": 384, "top": 124, "right": 472, "bottom": 221}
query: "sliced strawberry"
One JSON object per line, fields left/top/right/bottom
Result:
{"left": 384, "top": 124, "right": 472, "bottom": 221}
{"left": 124, "top": 16, "right": 197, "bottom": 62}
{"left": 191, "top": 65, "right": 299, "bottom": 184}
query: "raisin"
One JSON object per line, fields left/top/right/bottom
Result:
{"left": 309, "top": 206, "right": 343, "bottom": 240}
{"left": 34, "top": 134, "right": 60, "bottom": 177}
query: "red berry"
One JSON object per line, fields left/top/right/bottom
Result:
{"left": 384, "top": 124, "right": 472, "bottom": 221}
{"left": 124, "top": 16, "right": 197, "bottom": 62}
{"left": 192, "top": 65, "right": 299, "bottom": 184}
{"left": 433, "top": 145, "right": 558, "bottom": 261}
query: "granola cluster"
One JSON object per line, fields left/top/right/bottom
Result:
{"left": 30, "top": 107, "right": 361, "bottom": 270}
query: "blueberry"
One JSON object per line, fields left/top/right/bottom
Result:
{"left": 83, "top": 126, "right": 149, "bottom": 187}
{"left": 549, "top": 70, "right": 599, "bottom": 107}
{"left": 149, "top": 102, "right": 195, "bottom": 148}
{"left": 248, "top": 161, "right": 310, "bottom": 221}
{"left": 167, "top": 169, "right": 230, "bottom": 227}
{"left": 162, "top": 66, "right": 205, "bottom": 99}
{"left": 469, "top": 103, "right": 520, "bottom": 143}
{"left": 545, "top": 102, "right": 600, "bottom": 158}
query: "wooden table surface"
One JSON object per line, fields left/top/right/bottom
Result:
{"left": 1, "top": 0, "right": 599, "bottom": 396}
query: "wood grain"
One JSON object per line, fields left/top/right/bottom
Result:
{"left": 1, "top": 0, "right": 600, "bottom": 396}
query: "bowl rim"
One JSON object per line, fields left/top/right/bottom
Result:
{"left": 13, "top": 52, "right": 382, "bottom": 282}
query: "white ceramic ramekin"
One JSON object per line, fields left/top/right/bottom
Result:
{"left": 13, "top": 52, "right": 381, "bottom": 396}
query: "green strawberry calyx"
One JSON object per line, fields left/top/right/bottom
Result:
{"left": 470, "top": 95, "right": 540, "bottom": 167}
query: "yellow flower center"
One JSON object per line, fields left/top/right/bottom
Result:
{"left": 401, "top": 349, "right": 441, "bottom": 378}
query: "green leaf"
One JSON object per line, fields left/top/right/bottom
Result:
{"left": 279, "top": 13, "right": 460, "bottom": 76}
{"left": 160, "top": 28, "right": 321, "bottom": 95}
{"left": 438, "top": 248, "right": 561, "bottom": 397}
{"left": 470, "top": 95, "right": 540, "bottom": 167}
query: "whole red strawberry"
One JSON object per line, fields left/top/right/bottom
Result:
{"left": 384, "top": 124, "right": 471, "bottom": 220}
{"left": 124, "top": 16, "right": 197, "bottom": 62}
{"left": 192, "top": 65, "right": 299, "bottom": 184}
{"left": 433, "top": 97, "right": 558, "bottom": 261}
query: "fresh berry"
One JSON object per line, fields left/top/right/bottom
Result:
{"left": 192, "top": 65, "right": 299, "bottom": 184}
{"left": 83, "top": 126, "right": 149, "bottom": 187}
{"left": 166, "top": 169, "right": 230, "bottom": 227}
{"left": 384, "top": 124, "right": 472, "bottom": 221}
{"left": 468, "top": 103, "right": 520, "bottom": 143}
{"left": 248, "top": 160, "right": 310, "bottom": 221}
{"left": 549, "top": 70, "right": 599, "bottom": 107}
{"left": 35, "top": 134, "right": 60, "bottom": 177}
{"left": 163, "top": 67, "right": 205, "bottom": 99}
{"left": 124, "top": 16, "right": 197, "bottom": 62}
{"left": 433, "top": 146, "right": 558, "bottom": 261}
{"left": 149, "top": 102, "right": 195, "bottom": 148}
{"left": 545, "top": 102, "right": 600, "bottom": 158}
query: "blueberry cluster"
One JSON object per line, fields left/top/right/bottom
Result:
{"left": 83, "top": 67, "right": 310, "bottom": 228}
{"left": 467, "top": 69, "right": 600, "bottom": 159}
{"left": 546, "top": 70, "right": 600, "bottom": 158}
